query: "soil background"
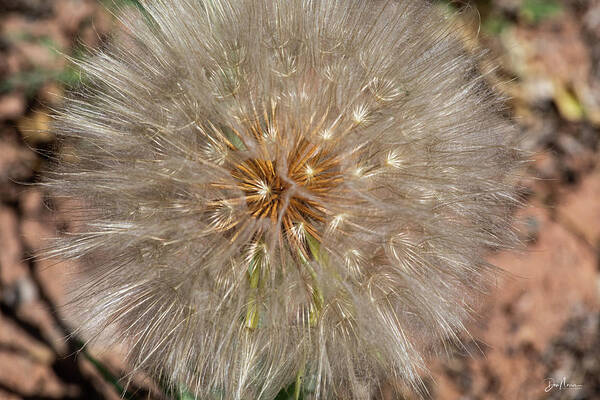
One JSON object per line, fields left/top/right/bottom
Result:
{"left": 0, "top": 0, "right": 599, "bottom": 399}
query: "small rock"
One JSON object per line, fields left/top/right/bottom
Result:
{"left": 38, "top": 82, "right": 63, "bottom": 107}
{"left": 531, "top": 151, "right": 560, "bottom": 180}
{"left": 558, "top": 168, "right": 600, "bottom": 248}
{"left": 1, "top": 277, "right": 38, "bottom": 308}
{"left": 54, "top": 0, "right": 96, "bottom": 35}
{"left": 521, "top": 215, "right": 541, "bottom": 244}
{"left": 21, "top": 218, "right": 52, "bottom": 251}
{"left": 0, "top": 134, "right": 37, "bottom": 182}
{"left": 584, "top": 1, "right": 600, "bottom": 38}
{"left": 20, "top": 189, "right": 45, "bottom": 217}
{"left": 0, "top": 207, "right": 29, "bottom": 286}
{"left": 556, "top": 134, "right": 585, "bottom": 157}
{"left": 5, "top": 51, "right": 24, "bottom": 76}
{"left": 0, "top": 350, "right": 69, "bottom": 399}
{"left": 0, "top": 93, "right": 26, "bottom": 120}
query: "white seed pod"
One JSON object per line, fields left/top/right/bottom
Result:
{"left": 45, "top": 0, "right": 524, "bottom": 399}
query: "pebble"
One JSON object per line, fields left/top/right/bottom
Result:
{"left": 0, "top": 93, "right": 25, "bottom": 120}
{"left": 1, "top": 277, "right": 38, "bottom": 308}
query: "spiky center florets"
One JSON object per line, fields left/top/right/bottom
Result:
{"left": 228, "top": 138, "right": 342, "bottom": 245}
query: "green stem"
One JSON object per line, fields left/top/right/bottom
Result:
{"left": 294, "top": 363, "right": 305, "bottom": 400}
{"left": 299, "top": 233, "right": 324, "bottom": 327}
{"left": 245, "top": 245, "right": 263, "bottom": 330}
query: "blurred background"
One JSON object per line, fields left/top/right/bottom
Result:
{"left": 0, "top": 0, "right": 598, "bottom": 399}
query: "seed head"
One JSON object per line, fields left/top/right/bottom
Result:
{"left": 46, "top": 0, "right": 523, "bottom": 398}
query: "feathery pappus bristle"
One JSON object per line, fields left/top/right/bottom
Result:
{"left": 44, "top": 0, "right": 524, "bottom": 398}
